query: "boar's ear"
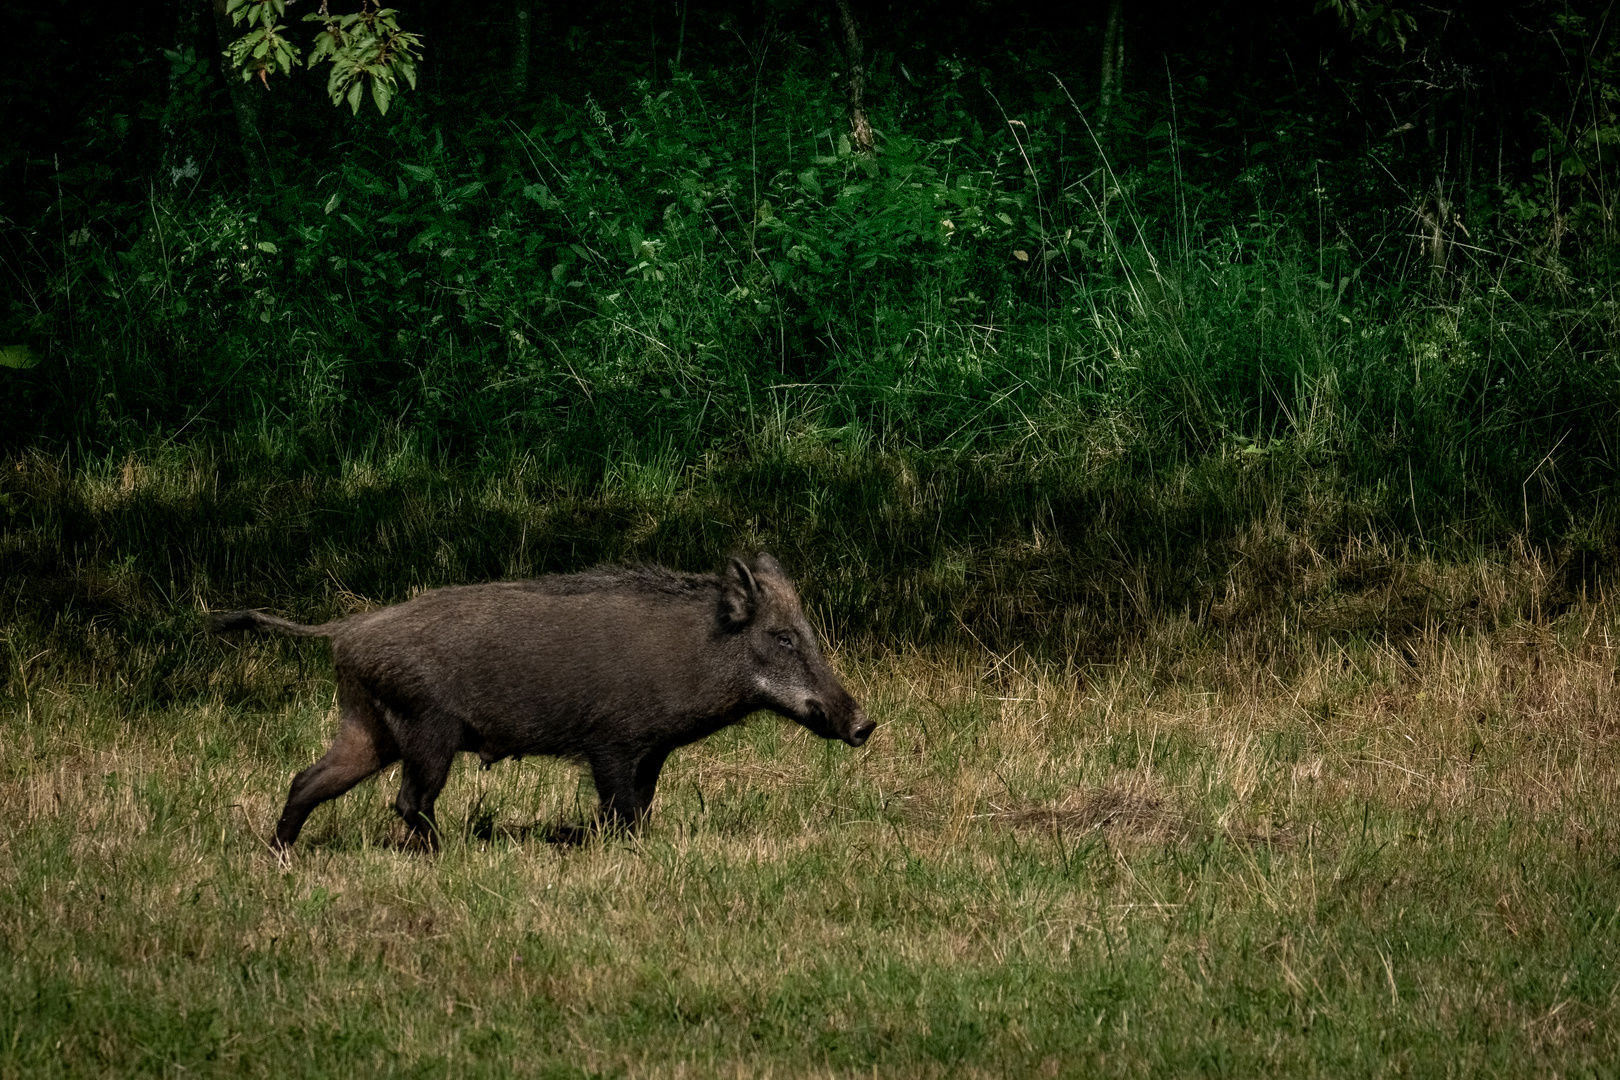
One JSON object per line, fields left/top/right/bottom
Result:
{"left": 752, "top": 551, "right": 786, "bottom": 579}
{"left": 719, "top": 556, "right": 759, "bottom": 630}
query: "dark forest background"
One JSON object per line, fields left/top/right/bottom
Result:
{"left": 3, "top": 0, "right": 1619, "bottom": 676}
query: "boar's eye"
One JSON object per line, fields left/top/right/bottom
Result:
{"left": 776, "top": 633, "right": 795, "bottom": 650}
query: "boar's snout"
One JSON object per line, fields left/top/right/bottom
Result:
{"left": 802, "top": 690, "right": 874, "bottom": 747}
{"left": 845, "top": 711, "right": 876, "bottom": 747}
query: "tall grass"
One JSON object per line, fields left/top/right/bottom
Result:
{"left": 6, "top": 72, "right": 1617, "bottom": 559}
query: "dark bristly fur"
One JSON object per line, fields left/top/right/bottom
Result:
{"left": 209, "top": 553, "right": 873, "bottom": 849}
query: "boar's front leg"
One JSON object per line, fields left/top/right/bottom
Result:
{"left": 587, "top": 748, "right": 657, "bottom": 830}
{"left": 634, "top": 746, "right": 672, "bottom": 815}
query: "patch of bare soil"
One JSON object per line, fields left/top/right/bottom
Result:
{"left": 989, "top": 787, "right": 1180, "bottom": 838}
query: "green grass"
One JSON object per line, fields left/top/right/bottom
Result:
{"left": 3, "top": 352, "right": 1616, "bottom": 1073}
{"left": 7, "top": 31, "right": 1620, "bottom": 1074}
{"left": 4, "top": 115, "right": 1618, "bottom": 1075}
{"left": 4, "top": 582, "right": 1619, "bottom": 1076}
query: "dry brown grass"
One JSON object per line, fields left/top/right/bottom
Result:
{"left": 3, "top": 556, "right": 1620, "bottom": 1076}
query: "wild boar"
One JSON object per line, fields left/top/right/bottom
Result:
{"left": 209, "top": 553, "right": 873, "bottom": 849}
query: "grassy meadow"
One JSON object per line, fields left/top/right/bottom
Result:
{"left": 7, "top": 16, "right": 1620, "bottom": 1071}
{"left": 3, "top": 446, "right": 1619, "bottom": 1077}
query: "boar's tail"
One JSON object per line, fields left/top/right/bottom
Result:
{"left": 206, "top": 610, "right": 332, "bottom": 637}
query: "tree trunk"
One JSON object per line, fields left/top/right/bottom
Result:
{"left": 832, "top": 0, "right": 875, "bottom": 156}
{"left": 208, "top": 0, "right": 270, "bottom": 192}
{"left": 674, "top": 0, "right": 688, "bottom": 72}
{"left": 513, "top": 0, "right": 531, "bottom": 97}
{"left": 1415, "top": 8, "right": 1454, "bottom": 289}
{"left": 1099, "top": 0, "right": 1124, "bottom": 130}
{"left": 647, "top": 0, "right": 659, "bottom": 86}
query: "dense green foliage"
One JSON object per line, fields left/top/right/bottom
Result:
{"left": 5, "top": 3, "right": 1620, "bottom": 650}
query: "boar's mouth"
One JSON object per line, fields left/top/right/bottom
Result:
{"left": 797, "top": 700, "right": 875, "bottom": 748}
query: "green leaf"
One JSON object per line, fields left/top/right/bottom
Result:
{"left": 372, "top": 79, "right": 392, "bottom": 115}
{"left": 346, "top": 80, "right": 364, "bottom": 114}
{"left": 401, "top": 163, "right": 435, "bottom": 183}
{"left": 256, "top": 241, "right": 278, "bottom": 254}
{"left": 0, "top": 345, "right": 40, "bottom": 370}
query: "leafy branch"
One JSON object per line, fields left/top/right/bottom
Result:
{"left": 1315, "top": 1, "right": 1418, "bottom": 52}
{"left": 223, "top": 0, "right": 301, "bottom": 87}
{"left": 224, "top": 0, "right": 423, "bottom": 115}
{"left": 304, "top": 2, "right": 422, "bottom": 115}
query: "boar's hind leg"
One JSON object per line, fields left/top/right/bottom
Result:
{"left": 394, "top": 738, "right": 458, "bottom": 846}
{"left": 275, "top": 686, "right": 400, "bottom": 849}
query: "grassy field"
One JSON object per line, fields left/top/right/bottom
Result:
{"left": 7, "top": 12, "right": 1620, "bottom": 1071}
{"left": 3, "top": 215, "right": 1617, "bottom": 1074}
{"left": 4, "top": 542, "right": 1618, "bottom": 1076}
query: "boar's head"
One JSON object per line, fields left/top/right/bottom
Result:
{"left": 721, "top": 553, "right": 874, "bottom": 747}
